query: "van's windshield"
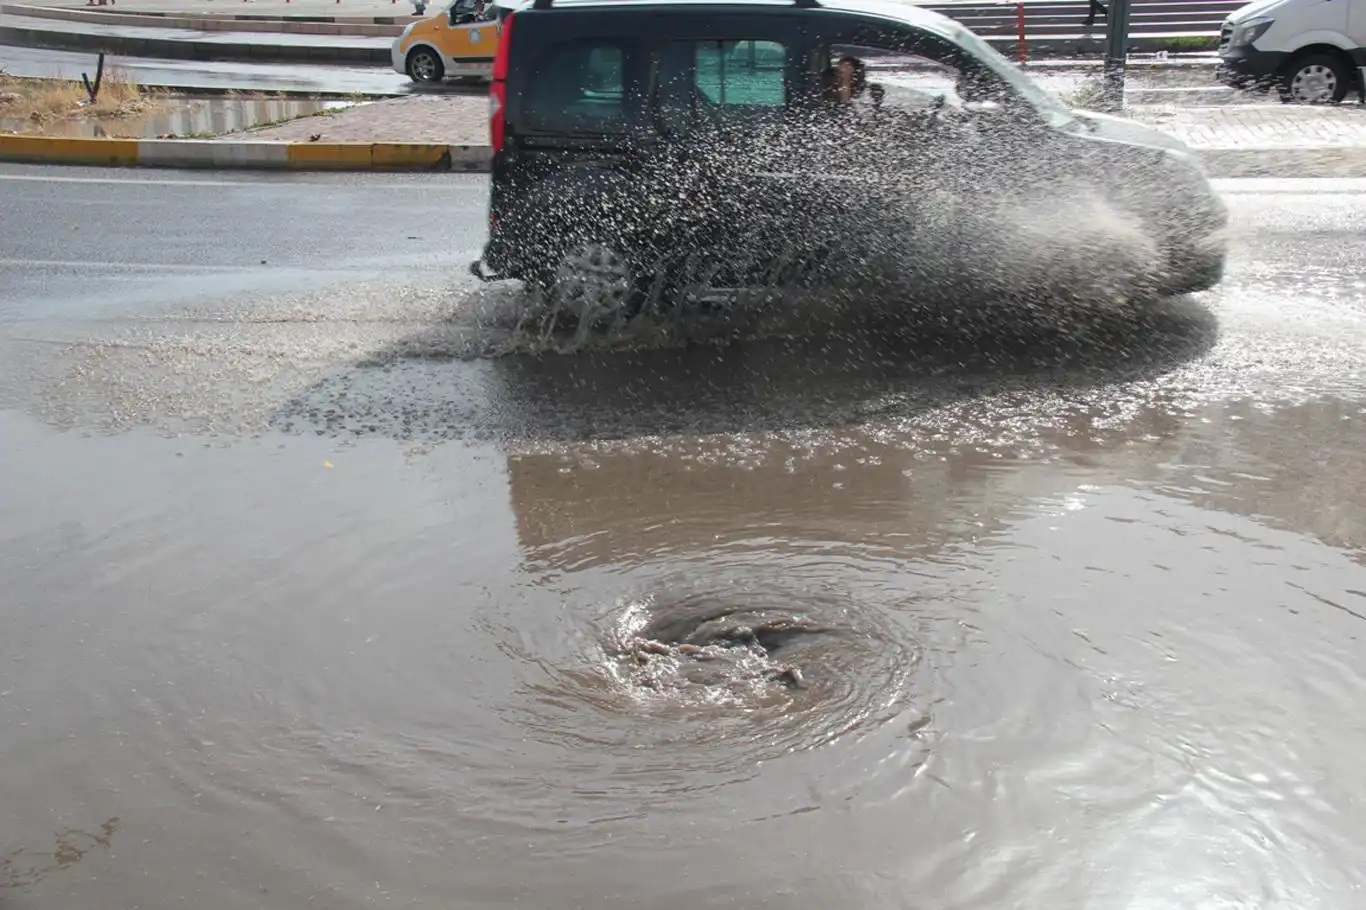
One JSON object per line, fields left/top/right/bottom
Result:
{"left": 940, "top": 23, "right": 1080, "bottom": 130}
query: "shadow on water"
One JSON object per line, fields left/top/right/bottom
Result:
{"left": 269, "top": 288, "right": 1220, "bottom": 445}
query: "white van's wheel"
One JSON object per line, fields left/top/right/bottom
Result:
{"left": 406, "top": 48, "right": 445, "bottom": 85}
{"left": 1278, "top": 53, "right": 1351, "bottom": 104}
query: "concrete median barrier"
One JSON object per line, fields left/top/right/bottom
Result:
{"left": 0, "top": 4, "right": 410, "bottom": 36}
{"left": 0, "top": 19, "right": 392, "bottom": 65}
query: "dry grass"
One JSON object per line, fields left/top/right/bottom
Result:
{"left": 0, "top": 66, "right": 163, "bottom": 131}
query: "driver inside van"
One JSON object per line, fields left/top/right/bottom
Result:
{"left": 825, "top": 55, "right": 866, "bottom": 104}
{"left": 821, "top": 54, "right": 887, "bottom": 114}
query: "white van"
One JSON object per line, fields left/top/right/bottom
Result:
{"left": 1217, "top": 0, "right": 1366, "bottom": 102}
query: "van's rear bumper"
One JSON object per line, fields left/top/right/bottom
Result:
{"left": 469, "top": 259, "right": 500, "bottom": 282}
{"left": 471, "top": 225, "right": 526, "bottom": 283}
{"left": 471, "top": 232, "right": 520, "bottom": 282}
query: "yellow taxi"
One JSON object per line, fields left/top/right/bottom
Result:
{"left": 391, "top": 0, "right": 507, "bottom": 84}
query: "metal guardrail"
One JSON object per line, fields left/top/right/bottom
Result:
{"left": 924, "top": 0, "right": 1242, "bottom": 38}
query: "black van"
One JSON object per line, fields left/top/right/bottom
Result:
{"left": 471, "top": 0, "right": 1229, "bottom": 321}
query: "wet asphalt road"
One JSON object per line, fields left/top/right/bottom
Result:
{"left": 3, "top": 163, "right": 1366, "bottom": 909}
{"left": 0, "top": 166, "right": 487, "bottom": 317}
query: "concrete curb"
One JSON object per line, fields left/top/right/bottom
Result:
{"left": 1, "top": 3, "right": 409, "bottom": 36}
{"left": 0, "top": 23, "right": 390, "bottom": 64}
{"left": 3, "top": 3, "right": 415, "bottom": 24}
{"left": 4, "top": 134, "right": 1365, "bottom": 179}
{"left": 0, "top": 135, "right": 491, "bottom": 170}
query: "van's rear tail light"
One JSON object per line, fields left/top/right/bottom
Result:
{"left": 489, "top": 82, "right": 507, "bottom": 151}
{"left": 492, "top": 10, "right": 514, "bottom": 81}
{"left": 489, "top": 11, "right": 515, "bottom": 152}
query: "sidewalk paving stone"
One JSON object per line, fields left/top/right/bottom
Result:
{"left": 218, "top": 93, "right": 488, "bottom": 144}
{"left": 226, "top": 93, "right": 1366, "bottom": 154}
{"left": 1129, "top": 103, "right": 1366, "bottom": 149}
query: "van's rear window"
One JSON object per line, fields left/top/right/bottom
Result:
{"left": 652, "top": 39, "right": 788, "bottom": 136}
{"left": 656, "top": 40, "right": 787, "bottom": 104}
{"left": 523, "top": 41, "right": 627, "bottom": 135}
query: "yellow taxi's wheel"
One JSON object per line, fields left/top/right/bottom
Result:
{"left": 406, "top": 48, "right": 444, "bottom": 85}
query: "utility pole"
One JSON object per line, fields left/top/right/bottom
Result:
{"left": 1101, "top": 0, "right": 1132, "bottom": 111}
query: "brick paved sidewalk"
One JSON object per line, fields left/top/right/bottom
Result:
{"left": 230, "top": 95, "right": 1364, "bottom": 146}
{"left": 1129, "top": 103, "right": 1366, "bottom": 176}
{"left": 220, "top": 94, "right": 488, "bottom": 145}
{"left": 1129, "top": 103, "right": 1366, "bottom": 149}
{"left": 221, "top": 94, "right": 1366, "bottom": 175}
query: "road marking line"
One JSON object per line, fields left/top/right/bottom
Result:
{"left": 0, "top": 174, "right": 257, "bottom": 187}
{"left": 0, "top": 258, "right": 478, "bottom": 271}
{"left": 0, "top": 173, "right": 487, "bottom": 188}
{"left": 0, "top": 258, "right": 279, "bottom": 270}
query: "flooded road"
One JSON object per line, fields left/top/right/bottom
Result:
{"left": 2, "top": 167, "right": 1366, "bottom": 908}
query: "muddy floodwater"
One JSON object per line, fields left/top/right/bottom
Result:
{"left": 2, "top": 175, "right": 1366, "bottom": 909}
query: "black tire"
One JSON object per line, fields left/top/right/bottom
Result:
{"left": 534, "top": 243, "right": 656, "bottom": 328}
{"left": 1277, "top": 52, "right": 1352, "bottom": 104}
{"left": 406, "top": 47, "right": 445, "bottom": 85}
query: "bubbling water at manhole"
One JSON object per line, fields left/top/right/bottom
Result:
{"left": 546, "top": 577, "right": 933, "bottom": 759}
{"left": 614, "top": 596, "right": 837, "bottom": 696}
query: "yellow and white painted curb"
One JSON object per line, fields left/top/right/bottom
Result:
{"left": 0, "top": 135, "right": 493, "bottom": 172}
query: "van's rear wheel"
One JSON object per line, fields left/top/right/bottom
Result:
{"left": 406, "top": 48, "right": 445, "bottom": 85}
{"left": 538, "top": 243, "right": 652, "bottom": 327}
{"left": 530, "top": 242, "right": 689, "bottom": 328}
{"left": 1278, "top": 53, "right": 1352, "bottom": 104}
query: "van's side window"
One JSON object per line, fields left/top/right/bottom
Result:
{"left": 697, "top": 40, "right": 787, "bottom": 105}
{"left": 653, "top": 39, "right": 788, "bottom": 133}
{"left": 524, "top": 42, "right": 627, "bottom": 134}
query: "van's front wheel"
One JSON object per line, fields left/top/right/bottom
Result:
{"left": 1278, "top": 52, "right": 1352, "bottom": 104}
{"left": 406, "top": 48, "right": 445, "bottom": 85}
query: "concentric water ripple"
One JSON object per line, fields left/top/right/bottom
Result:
{"left": 482, "top": 561, "right": 939, "bottom": 808}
